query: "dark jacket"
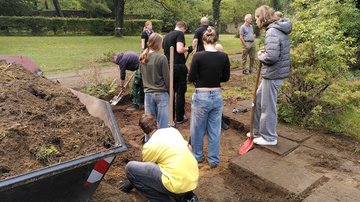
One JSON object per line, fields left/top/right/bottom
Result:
{"left": 258, "top": 18, "right": 292, "bottom": 80}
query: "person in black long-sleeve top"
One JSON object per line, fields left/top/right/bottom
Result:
{"left": 188, "top": 26, "right": 230, "bottom": 168}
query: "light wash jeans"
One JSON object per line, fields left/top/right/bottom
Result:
{"left": 190, "top": 89, "right": 223, "bottom": 166}
{"left": 126, "top": 161, "right": 192, "bottom": 202}
{"left": 144, "top": 92, "right": 169, "bottom": 129}
{"left": 253, "top": 79, "right": 283, "bottom": 141}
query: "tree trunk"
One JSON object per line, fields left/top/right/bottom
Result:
{"left": 212, "top": 0, "right": 221, "bottom": 39}
{"left": 52, "top": 0, "right": 64, "bottom": 17}
{"left": 271, "top": 0, "right": 281, "bottom": 11}
{"left": 114, "top": 0, "right": 125, "bottom": 37}
{"left": 44, "top": 0, "right": 49, "bottom": 10}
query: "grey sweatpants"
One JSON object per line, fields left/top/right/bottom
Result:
{"left": 253, "top": 79, "right": 283, "bottom": 141}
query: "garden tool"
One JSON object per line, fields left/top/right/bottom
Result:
{"left": 110, "top": 71, "right": 136, "bottom": 106}
{"left": 239, "top": 63, "right": 262, "bottom": 155}
{"left": 169, "top": 46, "right": 175, "bottom": 127}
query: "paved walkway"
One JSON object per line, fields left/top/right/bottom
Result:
{"left": 225, "top": 100, "right": 360, "bottom": 201}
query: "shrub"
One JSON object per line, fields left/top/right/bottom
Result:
{"left": 278, "top": 0, "right": 360, "bottom": 131}
{"left": 0, "top": 16, "right": 162, "bottom": 36}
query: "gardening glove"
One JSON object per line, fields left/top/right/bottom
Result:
{"left": 187, "top": 46, "right": 193, "bottom": 53}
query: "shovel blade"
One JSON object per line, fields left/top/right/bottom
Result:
{"left": 239, "top": 137, "right": 254, "bottom": 155}
{"left": 110, "top": 96, "right": 121, "bottom": 106}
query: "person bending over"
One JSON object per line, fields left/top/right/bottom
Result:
{"left": 111, "top": 51, "right": 144, "bottom": 110}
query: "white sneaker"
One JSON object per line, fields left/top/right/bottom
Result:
{"left": 246, "top": 132, "right": 260, "bottom": 138}
{"left": 253, "top": 137, "right": 277, "bottom": 145}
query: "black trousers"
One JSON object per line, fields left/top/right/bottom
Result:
{"left": 173, "top": 64, "right": 188, "bottom": 121}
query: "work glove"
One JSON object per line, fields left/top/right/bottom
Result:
{"left": 187, "top": 46, "right": 193, "bottom": 53}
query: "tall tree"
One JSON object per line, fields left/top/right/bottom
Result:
{"left": 52, "top": 0, "right": 64, "bottom": 17}
{"left": 114, "top": 0, "right": 125, "bottom": 37}
{"left": 212, "top": 0, "right": 221, "bottom": 37}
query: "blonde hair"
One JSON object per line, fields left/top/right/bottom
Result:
{"left": 143, "top": 21, "right": 152, "bottom": 31}
{"left": 202, "top": 26, "right": 217, "bottom": 45}
{"left": 255, "top": 5, "right": 279, "bottom": 28}
{"left": 274, "top": 11, "right": 283, "bottom": 18}
{"left": 139, "top": 32, "right": 163, "bottom": 64}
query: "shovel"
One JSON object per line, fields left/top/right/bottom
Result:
{"left": 239, "top": 63, "right": 262, "bottom": 155}
{"left": 169, "top": 46, "right": 175, "bottom": 127}
{"left": 110, "top": 71, "right": 136, "bottom": 106}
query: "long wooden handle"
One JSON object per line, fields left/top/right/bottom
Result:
{"left": 116, "top": 71, "right": 136, "bottom": 97}
{"left": 249, "top": 63, "right": 262, "bottom": 137}
{"left": 169, "top": 46, "right": 174, "bottom": 127}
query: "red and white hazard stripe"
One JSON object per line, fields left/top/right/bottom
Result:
{"left": 84, "top": 156, "right": 115, "bottom": 186}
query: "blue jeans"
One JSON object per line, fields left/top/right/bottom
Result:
{"left": 126, "top": 161, "right": 192, "bottom": 202}
{"left": 253, "top": 79, "right": 283, "bottom": 141}
{"left": 190, "top": 89, "right": 223, "bottom": 166}
{"left": 144, "top": 92, "right": 169, "bottom": 129}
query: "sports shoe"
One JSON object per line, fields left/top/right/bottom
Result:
{"left": 119, "top": 179, "right": 133, "bottom": 193}
{"left": 221, "top": 119, "right": 229, "bottom": 130}
{"left": 176, "top": 115, "right": 188, "bottom": 124}
{"left": 246, "top": 132, "right": 261, "bottom": 138}
{"left": 253, "top": 137, "right": 277, "bottom": 145}
{"left": 242, "top": 69, "right": 250, "bottom": 75}
{"left": 187, "top": 192, "right": 199, "bottom": 202}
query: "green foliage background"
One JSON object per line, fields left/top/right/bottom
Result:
{"left": 278, "top": 0, "right": 360, "bottom": 137}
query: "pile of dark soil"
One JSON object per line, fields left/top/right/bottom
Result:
{"left": 0, "top": 63, "right": 114, "bottom": 180}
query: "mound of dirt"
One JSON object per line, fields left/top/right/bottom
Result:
{"left": 0, "top": 63, "right": 114, "bottom": 180}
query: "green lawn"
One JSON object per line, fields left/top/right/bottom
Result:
{"left": 0, "top": 34, "right": 242, "bottom": 74}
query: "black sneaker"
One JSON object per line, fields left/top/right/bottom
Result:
{"left": 221, "top": 119, "right": 229, "bottom": 130}
{"left": 119, "top": 179, "right": 133, "bottom": 193}
{"left": 187, "top": 192, "right": 199, "bottom": 202}
{"left": 242, "top": 69, "right": 249, "bottom": 75}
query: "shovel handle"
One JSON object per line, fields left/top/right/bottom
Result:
{"left": 249, "top": 63, "right": 262, "bottom": 137}
{"left": 169, "top": 46, "right": 174, "bottom": 127}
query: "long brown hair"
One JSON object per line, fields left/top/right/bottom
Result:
{"left": 139, "top": 32, "right": 163, "bottom": 64}
{"left": 202, "top": 26, "right": 217, "bottom": 45}
{"left": 255, "top": 5, "right": 279, "bottom": 28}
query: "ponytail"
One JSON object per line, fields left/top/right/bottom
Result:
{"left": 139, "top": 48, "right": 150, "bottom": 64}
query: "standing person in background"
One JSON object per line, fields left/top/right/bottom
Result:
{"left": 124, "top": 113, "right": 199, "bottom": 202}
{"left": 162, "top": 21, "right": 193, "bottom": 124}
{"left": 110, "top": 51, "right": 143, "bottom": 111}
{"left": 140, "top": 33, "right": 170, "bottom": 129}
{"left": 141, "top": 21, "right": 153, "bottom": 51}
{"left": 240, "top": 14, "right": 256, "bottom": 75}
{"left": 248, "top": 5, "right": 292, "bottom": 145}
{"left": 188, "top": 27, "right": 230, "bottom": 168}
{"left": 192, "top": 17, "right": 209, "bottom": 52}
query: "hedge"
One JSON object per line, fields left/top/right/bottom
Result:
{"left": 0, "top": 16, "right": 162, "bottom": 36}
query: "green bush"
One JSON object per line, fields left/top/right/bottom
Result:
{"left": 278, "top": 0, "right": 360, "bottom": 133}
{"left": 0, "top": 16, "right": 162, "bottom": 36}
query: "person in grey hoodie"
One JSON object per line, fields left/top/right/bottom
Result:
{"left": 247, "top": 5, "right": 292, "bottom": 145}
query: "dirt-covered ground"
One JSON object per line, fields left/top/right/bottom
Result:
{"left": 91, "top": 71, "right": 299, "bottom": 202}
{"left": 0, "top": 63, "right": 114, "bottom": 180}
{"left": 91, "top": 69, "right": 360, "bottom": 202}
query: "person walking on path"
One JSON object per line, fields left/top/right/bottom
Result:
{"left": 162, "top": 21, "right": 193, "bottom": 125}
{"left": 188, "top": 27, "right": 230, "bottom": 168}
{"left": 111, "top": 51, "right": 144, "bottom": 110}
{"left": 141, "top": 21, "right": 153, "bottom": 51}
{"left": 140, "top": 33, "right": 170, "bottom": 129}
{"left": 192, "top": 17, "right": 209, "bottom": 52}
{"left": 240, "top": 14, "right": 256, "bottom": 75}
{"left": 124, "top": 113, "right": 199, "bottom": 202}
{"left": 248, "top": 5, "right": 292, "bottom": 145}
